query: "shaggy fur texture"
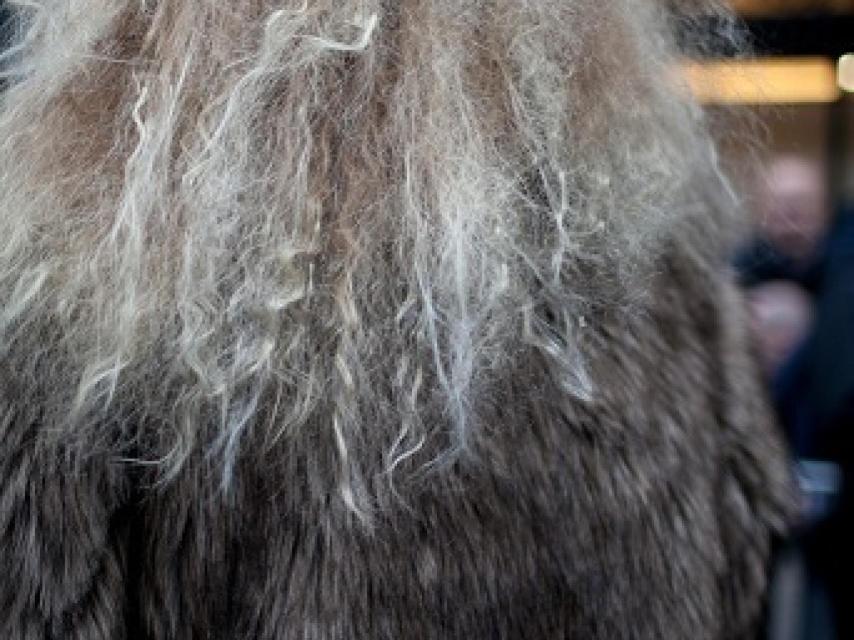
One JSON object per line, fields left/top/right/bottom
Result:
{"left": 0, "top": 1, "right": 791, "bottom": 638}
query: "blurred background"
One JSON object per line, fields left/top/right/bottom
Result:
{"left": 0, "top": 1, "right": 852, "bottom": 639}
{"left": 679, "top": 3, "right": 854, "bottom": 640}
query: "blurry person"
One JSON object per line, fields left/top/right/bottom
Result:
{"left": 735, "top": 157, "right": 829, "bottom": 489}
{"left": 759, "top": 157, "right": 830, "bottom": 266}
{"left": 0, "top": 1, "right": 791, "bottom": 638}
{"left": 746, "top": 280, "right": 815, "bottom": 458}
{"left": 737, "top": 155, "right": 830, "bottom": 290}
{"left": 737, "top": 154, "right": 854, "bottom": 639}
{"left": 747, "top": 280, "right": 814, "bottom": 381}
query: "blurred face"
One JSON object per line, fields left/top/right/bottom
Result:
{"left": 758, "top": 157, "right": 829, "bottom": 261}
{"left": 747, "top": 281, "right": 814, "bottom": 377}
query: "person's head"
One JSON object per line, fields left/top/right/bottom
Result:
{"left": 758, "top": 154, "right": 830, "bottom": 261}
{"left": 747, "top": 280, "right": 814, "bottom": 377}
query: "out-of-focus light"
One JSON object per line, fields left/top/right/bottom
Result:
{"left": 838, "top": 54, "right": 854, "bottom": 93}
{"left": 683, "top": 57, "right": 841, "bottom": 105}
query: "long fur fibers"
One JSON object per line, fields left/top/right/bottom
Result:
{"left": 0, "top": 1, "right": 792, "bottom": 638}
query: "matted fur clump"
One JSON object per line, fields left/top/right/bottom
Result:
{"left": 0, "top": 1, "right": 790, "bottom": 638}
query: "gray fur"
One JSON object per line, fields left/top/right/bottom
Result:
{"left": 0, "top": 1, "right": 792, "bottom": 638}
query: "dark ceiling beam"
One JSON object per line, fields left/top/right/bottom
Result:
{"left": 680, "top": 13, "right": 854, "bottom": 59}
{"left": 747, "top": 14, "right": 854, "bottom": 58}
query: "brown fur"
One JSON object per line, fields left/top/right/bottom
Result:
{"left": 0, "top": 1, "right": 792, "bottom": 638}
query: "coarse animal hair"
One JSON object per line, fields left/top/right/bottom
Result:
{"left": 0, "top": 0, "right": 740, "bottom": 513}
{"left": 0, "top": 2, "right": 793, "bottom": 638}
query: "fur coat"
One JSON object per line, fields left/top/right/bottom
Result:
{"left": 0, "top": 1, "right": 792, "bottom": 638}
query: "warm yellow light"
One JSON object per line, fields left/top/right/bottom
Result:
{"left": 838, "top": 54, "right": 854, "bottom": 93}
{"left": 683, "top": 57, "right": 841, "bottom": 105}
